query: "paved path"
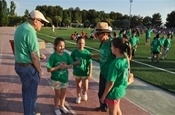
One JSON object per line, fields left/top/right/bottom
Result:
{"left": 0, "top": 27, "right": 175, "bottom": 115}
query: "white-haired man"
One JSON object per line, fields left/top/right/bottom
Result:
{"left": 14, "top": 10, "right": 49, "bottom": 115}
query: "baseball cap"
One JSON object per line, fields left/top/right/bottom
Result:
{"left": 29, "top": 10, "right": 49, "bottom": 23}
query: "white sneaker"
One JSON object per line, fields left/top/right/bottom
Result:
{"left": 35, "top": 113, "right": 41, "bottom": 115}
{"left": 81, "top": 94, "right": 88, "bottom": 101}
{"left": 54, "top": 109, "right": 62, "bottom": 115}
{"left": 60, "top": 106, "right": 69, "bottom": 113}
{"left": 76, "top": 97, "right": 81, "bottom": 103}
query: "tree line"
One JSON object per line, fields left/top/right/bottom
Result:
{"left": 0, "top": 0, "right": 175, "bottom": 29}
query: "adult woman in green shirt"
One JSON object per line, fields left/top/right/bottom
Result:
{"left": 93, "top": 22, "right": 115, "bottom": 112}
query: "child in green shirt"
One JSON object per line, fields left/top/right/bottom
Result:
{"left": 71, "top": 36, "right": 92, "bottom": 104}
{"left": 151, "top": 34, "right": 161, "bottom": 62}
{"left": 46, "top": 37, "right": 73, "bottom": 115}
{"left": 100, "top": 37, "right": 129, "bottom": 115}
{"left": 129, "top": 30, "right": 139, "bottom": 57}
{"left": 162, "top": 33, "right": 172, "bottom": 59}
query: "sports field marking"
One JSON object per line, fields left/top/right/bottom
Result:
{"left": 38, "top": 33, "right": 175, "bottom": 75}
{"left": 132, "top": 60, "right": 175, "bottom": 75}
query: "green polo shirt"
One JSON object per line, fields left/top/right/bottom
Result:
{"left": 14, "top": 22, "right": 39, "bottom": 63}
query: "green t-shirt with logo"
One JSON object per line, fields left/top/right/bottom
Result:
{"left": 164, "top": 38, "right": 171, "bottom": 48}
{"left": 146, "top": 29, "right": 153, "bottom": 39}
{"left": 99, "top": 38, "right": 115, "bottom": 78}
{"left": 151, "top": 39, "right": 161, "bottom": 52}
{"left": 14, "top": 22, "right": 40, "bottom": 63}
{"left": 106, "top": 57, "right": 128, "bottom": 100}
{"left": 159, "top": 37, "right": 165, "bottom": 46}
{"left": 46, "top": 51, "right": 73, "bottom": 83}
{"left": 71, "top": 49, "right": 92, "bottom": 76}
{"left": 129, "top": 36, "right": 139, "bottom": 47}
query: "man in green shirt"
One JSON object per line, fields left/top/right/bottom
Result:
{"left": 14, "top": 10, "right": 49, "bottom": 115}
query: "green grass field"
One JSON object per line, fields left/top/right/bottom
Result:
{"left": 37, "top": 27, "right": 175, "bottom": 93}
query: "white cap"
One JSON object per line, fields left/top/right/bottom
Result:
{"left": 29, "top": 10, "right": 49, "bottom": 23}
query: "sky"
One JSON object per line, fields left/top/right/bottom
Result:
{"left": 6, "top": 0, "right": 175, "bottom": 23}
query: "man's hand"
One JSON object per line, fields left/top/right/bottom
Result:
{"left": 40, "top": 53, "right": 46, "bottom": 60}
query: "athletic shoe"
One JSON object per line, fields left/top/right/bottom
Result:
{"left": 54, "top": 109, "right": 62, "bottom": 115}
{"left": 81, "top": 94, "right": 88, "bottom": 101}
{"left": 94, "top": 106, "right": 108, "bottom": 112}
{"left": 76, "top": 97, "right": 81, "bottom": 103}
{"left": 60, "top": 106, "right": 69, "bottom": 113}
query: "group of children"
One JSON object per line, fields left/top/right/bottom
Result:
{"left": 70, "top": 30, "right": 88, "bottom": 40}
{"left": 115, "top": 28, "right": 140, "bottom": 59}
{"left": 46, "top": 36, "right": 92, "bottom": 115}
{"left": 150, "top": 33, "right": 172, "bottom": 62}
{"left": 46, "top": 33, "right": 131, "bottom": 115}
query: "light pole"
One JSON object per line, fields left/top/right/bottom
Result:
{"left": 129, "top": 0, "right": 133, "bottom": 28}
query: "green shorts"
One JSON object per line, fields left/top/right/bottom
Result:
{"left": 51, "top": 80, "right": 69, "bottom": 89}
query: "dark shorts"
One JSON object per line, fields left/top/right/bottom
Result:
{"left": 152, "top": 51, "right": 160, "bottom": 55}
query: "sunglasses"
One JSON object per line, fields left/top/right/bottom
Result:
{"left": 96, "top": 32, "right": 104, "bottom": 36}
{"left": 37, "top": 19, "right": 45, "bottom": 24}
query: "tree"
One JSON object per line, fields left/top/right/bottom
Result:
{"left": 143, "top": 16, "right": 152, "bottom": 27}
{"left": 72, "top": 7, "right": 82, "bottom": 23}
{"left": 24, "top": 9, "right": 29, "bottom": 17}
{"left": 54, "top": 16, "right": 62, "bottom": 27}
{"left": 8, "top": 16, "right": 21, "bottom": 26}
{"left": 9, "top": 1, "right": 16, "bottom": 16}
{"left": 83, "top": 20, "right": 90, "bottom": 28}
{"left": 165, "top": 11, "right": 175, "bottom": 28}
{"left": 152, "top": 13, "right": 162, "bottom": 27}
{"left": 130, "top": 15, "right": 143, "bottom": 28}
{"left": 46, "top": 17, "right": 52, "bottom": 26}
{"left": 112, "top": 20, "right": 123, "bottom": 28}
{"left": 63, "top": 18, "right": 71, "bottom": 27}
{"left": 122, "top": 19, "right": 129, "bottom": 28}
{"left": 0, "top": 0, "right": 9, "bottom": 26}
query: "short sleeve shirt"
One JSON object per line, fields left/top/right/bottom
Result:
{"left": 151, "top": 39, "right": 161, "bottom": 52}
{"left": 46, "top": 51, "right": 73, "bottom": 83}
{"left": 129, "top": 36, "right": 139, "bottom": 47}
{"left": 106, "top": 57, "right": 128, "bottom": 99}
{"left": 99, "top": 38, "right": 115, "bottom": 78}
{"left": 14, "top": 22, "right": 39, "bottom": 63}
{"left": 164, "top": 38, "right": 171, "bottom": 48}
{"left": 146, "top": 29, "right": 152, "bottom": 38}
{"left": 71, "top": 49, "right": 92, "bottom": 76}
